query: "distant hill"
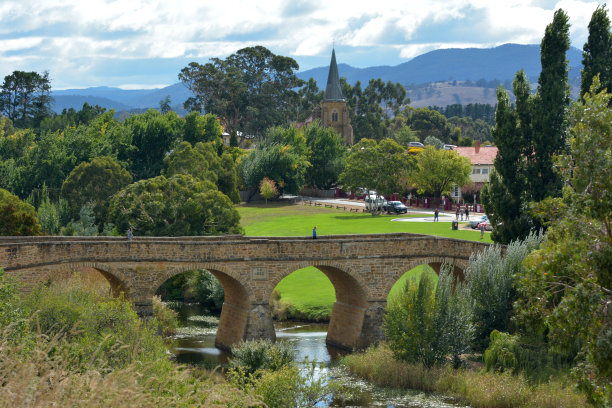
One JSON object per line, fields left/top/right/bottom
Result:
{"left": 49, "top": 43, "right": 584, "bottom": 113}
{"left": 297, "top": 43, "right": 582, "bottom": 87}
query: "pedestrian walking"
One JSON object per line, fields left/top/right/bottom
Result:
{"left": 460, "top": 206, "right": 465, "bottom": 221}
{"left": 127, "top": 227, "right": 133, "bottom": 241}
{"left": 479, "top": 222, "right": 485, "bottom": 239}
{"left": 456, "top": 205, "right": 460, "bottom": 220}
{"left": 434, "top": 208, "right": 439, "bottom": 222}
{"left": 312, "top": 226, "right": 317, "bottom": 239}
{"left": 465, "top": 205, "right": 470, "bottom": 220}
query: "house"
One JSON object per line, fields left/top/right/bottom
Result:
{"left": 450, "top": 142, "right": 498, "bottom": 201}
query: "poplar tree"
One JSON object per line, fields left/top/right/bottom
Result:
{"left": 482, "top": 72, "right": 534, "bottom": 243}
{"left": 580, "top": 5, "right": 612, "bottom": 100}
{"left": 529, "top": 9, "right": 570, "bottom": 201}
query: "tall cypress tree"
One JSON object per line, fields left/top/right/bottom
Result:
{"left": 482, "top": 72, "right": 533, "bottom": 244}
{"left": 529, "top": 9, "right": 570, "bottom": 201}
{"left": 580, "top": 5, "right": 612, "bottom": 100}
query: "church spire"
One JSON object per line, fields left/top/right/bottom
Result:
{"left": 324, "top": 48, "right": 344, "bottom": 101}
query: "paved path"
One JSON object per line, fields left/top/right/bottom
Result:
{"left": 292, "top": 195, "right": 484, "bottom": 225}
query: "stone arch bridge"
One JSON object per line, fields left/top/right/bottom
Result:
{"left": 1, "top": 234, "right": 490, "bottom": 351}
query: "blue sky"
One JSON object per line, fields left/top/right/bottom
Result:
{"left": 0, "top": 0, "right": 601, "bottom": 89}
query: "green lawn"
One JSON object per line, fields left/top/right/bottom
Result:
{"left": 238, "top": 203, "right": 486, "bottom": 321}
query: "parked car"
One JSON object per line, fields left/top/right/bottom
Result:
{"left": 384, "top": 201, "right": 408, "bottom": 214}
{"left": 408, "top": 141, "right": 425, "bottom": 148}
{"left": 470, "top": 215, "right": 488, "bottom": 229}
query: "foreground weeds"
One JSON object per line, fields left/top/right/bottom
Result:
{"left": 342, "top": 344, "right": 589, "bottom": 408}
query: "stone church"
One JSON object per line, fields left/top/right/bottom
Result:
{"left": 315, "top": 49, "right": 354, "bottom": 145}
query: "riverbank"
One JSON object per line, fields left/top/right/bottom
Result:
{"left": 341, "top": 344, "right": 588, "bottom": 408}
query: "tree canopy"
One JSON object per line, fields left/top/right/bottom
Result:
{"left": 411, "top": 146, "right": 471, "bottom": 200}
{"left": 179, "top": 46, "right": 303, "bottom": 139}
{"left": 0, "top": 70, "right": 51, "bottom": 129}
{"left": 580, "top": 5, "right": 612, "bottom": 100}
{"left": 304, "top": 121, "right": 347, "bottom": 189}
{"left": 0, "top": 188, "right": 41, "bottom": 235}
{"left": 107, "top": 174, "right": 242, "bottom": 236}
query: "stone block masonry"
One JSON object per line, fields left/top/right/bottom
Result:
{"left": 0, "top": 234, "right": 490, "bottom": 350}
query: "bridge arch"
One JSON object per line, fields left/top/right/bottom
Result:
{"left": 151, "top": 263, "right": 255, "bottom": 350}
{"left": 271, "top": 261, "right": 369, "bottom": 350}
{"left": 382, "top": 257, "right": 469, "bottom": 301}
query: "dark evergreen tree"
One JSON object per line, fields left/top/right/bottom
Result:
{"left": 482, "top": 73, "right": 533, "bottom": 244}
{"left": 580, "top": 5, "right": 612, "bottom": 101}
{"left": 529, "top": 9, "right": 570, "bottom": 201}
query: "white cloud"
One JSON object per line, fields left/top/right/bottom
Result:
{"left": 0, "top": 0, "right": 601, "bottom": 87}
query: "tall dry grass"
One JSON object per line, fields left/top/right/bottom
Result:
{"left": 0, "top": 323, "right": 263, "bottom": 408}
{"left": 341, "top": 344, "right": 589, "bottom": 408}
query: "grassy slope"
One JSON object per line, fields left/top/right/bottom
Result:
{"left": 239, "top": 203, "right": 487, "bottom": 320}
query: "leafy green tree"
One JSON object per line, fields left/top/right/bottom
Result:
{"left": 61, "top": 156, "right": 132, "bottom": 229}
{"left": 217, "top": 152, "right": 241, "bottom": 203}
{"left": 0, "top": 115, "right": 15, "bottom": 137}
{"left": 39, "top": 103, "right": 106, "bottom": 133}
{"left": 411, "top": 146, "right": 471, "bottom": 202}
{"left": 482, "top": 74, "right": 534, "bottom": 244}
{"left": 183, "top": 112, "right": 223, "bottom": 146}
{"left": 159, "top": 95, "right": 172, "bottom": 114}
{"left": 296, "top": 77, "right": 324, "bottom": 122}
{"left": 61, "top": 204, "right": 103, "bottom": 236}
{"left": 407, "top": 108, "right": 453, "bottom": 143}
{"left": 339, "top": 138, "right": 414, "bottom": 213}
{"left": 580, "top": 5, "right": 612, "bottom": 100}
{"left": 528, "top": 9, "right": 571, "bottom": 201}
{"left": 107, "top": 174, "right": 242, "bottom": 236}
{"left": 0, "top": 70, "right": 52, "bottom": 128}
{"left": 259, "top": 177, "right": 278, "bottom": 204}
{"left": 424, "top": 135, "right": 443, "bottom": 149}
{"left": 238, "top": 126, "right": 310, "bottom": 195}
{"left": 125, "top": 109, "right": 183, "bottom": 180}
{"left": 304, "top": 121, "right": 347, "bottom": 189}
{"left": 514, "top": 80, "right": 611, "bottom": 406}
{"left": 180, "top": 46, "right": 303, "bottom": 139}
{"left": 341, "top": 78, "right": 408, "bottom": 142}
{"left": 0, "top": 188, "right": 41, "bottom": 235}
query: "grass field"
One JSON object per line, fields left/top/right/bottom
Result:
{"left": 238, "top": 202, "right": 486, "bottom": 321}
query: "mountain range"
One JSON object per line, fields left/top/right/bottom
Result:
{"left": 50, "top": 43, "right": 584, "bottom": 114}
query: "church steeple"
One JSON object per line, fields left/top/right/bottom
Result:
{"left": 324, "top": 48, "right": 344, "bottom": 101}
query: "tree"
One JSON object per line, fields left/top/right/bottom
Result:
{"left": 482, "top": 74, "right": 534, "bottom": 244}
{"left": 0, "top": 70, "right": 52, "bottom": 129}
{"left": 125, "top": 109, "right": 183, "bottom": 180}
{"left": 296, "top": 77, "right": 324, "bottom": 122}
{"left": 341, "top": 78, "right": 408, "bottom": 142}
{"left": 107, "top": 174, "right": 242, "bottom": 236}
{"left": 179, "top": 46, "right": 303, "bottom": 139}
{"left": 339, "top": 138, "right": 414, "bottom": 214}
{"left": 304, "top": 121, "right": 347, "bottom": 189}
{"left": 61, "top": 156, "right": 132, "bottom": 229}
{"left": 183, "top": 112, "right": 223, "bottom": 147}
{"left": 528, "top": 9, "right": 571, "bottom": 201}
{"left": 0, "top": 188, "right": 41, "bottom": 235}
{"left": 411, "top": 146, "right": 471, "bottom": 202}
{"left": 424, "top": 135, "right": 443, "bottom": 149}
{"left": 580, "top": 5, "right": 612, "bottom": 100}
{"left": 159, "top": 95, "right": 172, "bottom": 114}
{"left": 514, "top": 80, "right": 611, "bottom": 407}
{"left": 407, "top": 108, "right": 453, "bottom": 143}
{"left": 238, "top": 125, "right": 311, "bottom": 195}
{"left": 259, "top": 177, "right": 278, "bottom": 204}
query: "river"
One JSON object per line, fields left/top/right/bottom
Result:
{"left": 167, "top": 303, "right": 467, "bottom": 408}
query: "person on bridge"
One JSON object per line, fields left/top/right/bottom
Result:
{"left": 312, "top": 226, "right": 317, "bottom": 239}
{"left": 127, "top": 227, "right": 133, "bottom": 241}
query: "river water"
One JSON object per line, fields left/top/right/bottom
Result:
{"left": 167, "top": 303, "right": 467, "bottom": 408}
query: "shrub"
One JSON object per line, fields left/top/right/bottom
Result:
{"left": 152, "top": 296, "right": 178, "bottom": 336}
{"left": 385, "top": 264, "right": 473, "bottom": 367}
{"left": 484, "top": 330, "right": 520, "bottom": 373}
{"left": 229, "top": 339, "right": 295, "bottom": 375}
{"left": 465, "top": 231, "right": 542, "bottom": 350}
{"left": 20, "top": 280, "right": 167, "bottom": 370}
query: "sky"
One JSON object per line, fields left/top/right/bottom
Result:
{"left": 0, "top": 0, "right": 602, "bottom": 89}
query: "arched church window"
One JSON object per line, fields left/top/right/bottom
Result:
{"left": 332, "top": 110, "right": 339, "bottom": 122}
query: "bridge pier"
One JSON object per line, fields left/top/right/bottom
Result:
{"left": 357, "top": 300, "right": 386, "bottom": 349}
{"left": 244, "top": 303, "right": 276, "bottom": 342}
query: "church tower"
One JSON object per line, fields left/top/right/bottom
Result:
{"left": 320, "top": 49, "right": 354, "bottom": 145}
